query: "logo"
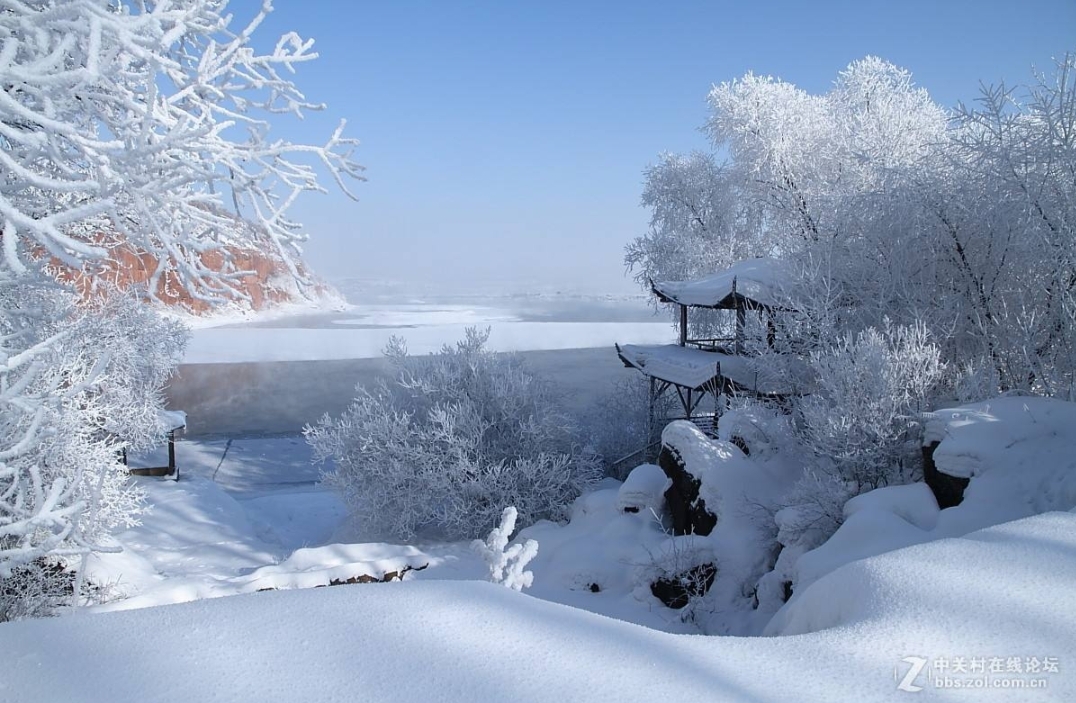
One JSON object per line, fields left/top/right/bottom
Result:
{"left": 896, "top": 656, "right": 928, "bottom": 693}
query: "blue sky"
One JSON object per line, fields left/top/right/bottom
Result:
{"left": 237, "top": 0, "right": 1076, "bottom": 292}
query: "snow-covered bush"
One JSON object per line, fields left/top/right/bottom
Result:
{"left": 751, "top": 322, "right": 943, "bottom": 612}
{"left": 716, "top": 398, "right": 799, "bottom": 460}
{"left": 473, "top": 507, "right": 538, "bottom": 592}
{"left": 0, "top": 275, "right": 186, "bottom": 619}
{"left": 798, "top": 321, "right": 943, "bottom": 492}
{"left": 307, "top": 328, "right": 603, "bottom": 541}
{"left": 586, "top": 375, "right": 676, "bottom": 477}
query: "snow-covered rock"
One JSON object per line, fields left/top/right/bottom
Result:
{"left": 779, "top": 396, "right": 1076, "bottom": 606}
{"left": 615, "top": 463, "right": 670, "bottom": 515}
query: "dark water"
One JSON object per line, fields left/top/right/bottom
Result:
{"left": 168, "top": 348, "right": 638, "bottom": 438}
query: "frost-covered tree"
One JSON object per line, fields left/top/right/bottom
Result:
{"left": 1, "top": 0, "right": 361, "bottom": 617}
{"left": 1, "top": 0, "right": 363, "bottom": 301}
{"left": 307, "top": 329, "right": 603, "bottom": 541}
{"left": 945, "top": 55, "right": 1076, "bottom": 395}
{"left": 0, "top": 276, "right": 186, "bottom": 620}
{"left": 625, "top": 152, "right": 769, "bottom": 288}
{"left": 630, "top": 54, "right": 1076, "bottom": 396}
{"left": 626, "top": 53, "right": 1076, "bottom": 626}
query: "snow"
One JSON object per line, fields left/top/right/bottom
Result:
{"left": 783, "top": 396, "right": 1076, "bottom": 602}
{"left": 923, "top": 395, "right": 1076, "bottom": 480}
{"left": 652, "top": 258, "right": 790, "bottom": 309}
{"left": 164, "top": 286, "right": 351, "bottom": 330}
{"left": 659, "top": 421, "right": 802, "bottom": 634}
{"left": 617, "top": 343, "right": 799, "bottom": 394}
{"left": 187, "top": 322, "right": 672, "bottom": 363}
{"left": 617, "top": 343, "right": 724, "bottom": 388}
{"left": 84, "top": 437, "right": 352, "bottom": 610}
{"left": 766, "top": 513, "right": 1076, "bottom": 665}
{"left": 157, "top": 408, "right": 186, "bottom": 431}
{"left": 329, "top": 303, "right": 520, "bottom": 327}
{"left": 3, "top": 512, "right": 1074, "bottom": 702}
{"left": 3, "top": 392, "right": 1073, "bottom": 701}
{"left": 616, "top": 463, "right": 670, "bottom": 514}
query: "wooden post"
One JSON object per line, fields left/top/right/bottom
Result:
{"left": 167, "top": 430, "right": 176, "bottom": 477}
{"left": 647, "top": 376, "right": 656, "bottom": 443}
{"left": 735, "top": 306, "right": 746, "bottom": 355}
{"left": 679, "top": 304, "right": 687, "bottom": 346}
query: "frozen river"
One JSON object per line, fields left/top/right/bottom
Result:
{"left": 170, "top": 292, "right": 674, "bottom": 437}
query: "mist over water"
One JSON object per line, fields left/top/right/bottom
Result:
{"left": 171, "top": 277, "right": 671, "bottom": 438}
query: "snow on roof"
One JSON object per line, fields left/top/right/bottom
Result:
{"left": 651, "top": 257, "right": 790, "bottom": 309}
{"left": 158, "top": 409, "right": 187, "bottom": 431}
{"left": 616, "top": 343, "right": 798, "bottom": 394}
{"left": 617, "top": 343, "right": 723, "bottom": 389}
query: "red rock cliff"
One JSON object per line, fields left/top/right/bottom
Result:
{"left": 47, "top": 229, "right": 334, "bottom": 315}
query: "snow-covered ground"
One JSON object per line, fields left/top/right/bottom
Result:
{"left": 3, "top": 395, "right": 1073, "bottom": 701}
{"left": 9, "top": 284, "right": 1076, "bottom": 701}
{"left": 6, "top": 508, "right": 1074, "bottom": 702}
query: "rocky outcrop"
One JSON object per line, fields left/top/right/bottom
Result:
{"left": 650, "top": 563, "right": 718, "bottom": 610}
{"left": 657, "top": 440, "right": 717, "bottom": 537}
{"left": 921, "top": 441, "right": 970, "bottom": 508}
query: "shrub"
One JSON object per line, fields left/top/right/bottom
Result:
{"left": 585, "top": 375, "right": 678, "bottom": 477}
{"left": 306, "top": 328, "right": 602, "bottom": 541}
{"left": 798, "top": 320, "right": 943, "bottom": 492}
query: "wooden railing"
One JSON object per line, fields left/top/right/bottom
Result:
{"left": 607, "top": 413, "right": 721, "bottom": 479}
{"left": 685, "top": 337, "right": 736, "bottom": 353}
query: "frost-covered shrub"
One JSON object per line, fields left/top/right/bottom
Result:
{"left": 473, "top": 507, "right": 538, "bottom": 592}
{"left": 752, "top": 321, "right": 943, "bottom": 610}
{"left": 585, "top": 375, "right": 676, "bottom": 477}
{"left": 0, "top": 559, "right": 74, "bottom": 623}
{"left": 799, "top": 320, "right": 943, "bottom": 491}
{"left": 307, "top": 328, "right": 603, "bottom": 541}
{"left": 716, "top": 398, "right": 799, "bottom": 460}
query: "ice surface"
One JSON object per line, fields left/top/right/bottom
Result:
{"left": 187, "top": 322, "right": 673, "bottom": 363}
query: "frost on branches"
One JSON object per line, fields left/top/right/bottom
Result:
{"left": 307, "top": 328, "right": 603, "bottom": 541}
{"left": 1, "top": 0, "right": 362, "bottom": 618}
{"left": 473, "top": 507, "right": 538, "bottom": 592}
{"left": 0, "top": 0, "right": 363, "bottom": 304}
{"left": 0, "top": 272, "right": 186, "bottom": 620}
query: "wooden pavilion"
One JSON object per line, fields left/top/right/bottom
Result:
{"left": 615, "top": 258, "right": 802, "bottom": 459}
